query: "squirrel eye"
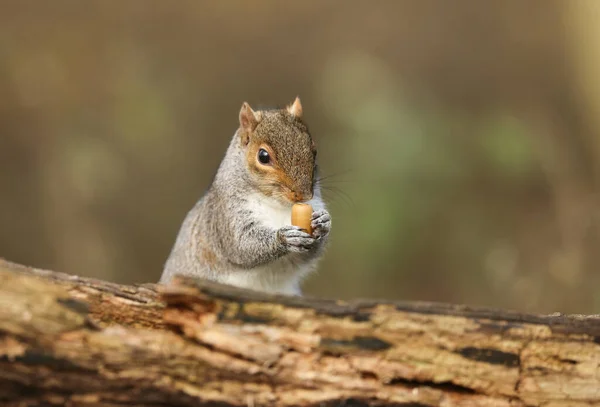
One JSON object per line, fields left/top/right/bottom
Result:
{"left": 257, "top": 148, "right": 270, "bottom": 165}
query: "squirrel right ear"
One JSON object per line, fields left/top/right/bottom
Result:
{"left": 239, "top": 102, "right": 260, "bottom": 145}
{"left": 239, "top": 102, "right": 260, "bottom": 130}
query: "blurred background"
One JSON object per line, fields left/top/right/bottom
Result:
{"left": 2, "top": 0, "right": 600, "bottom": 314}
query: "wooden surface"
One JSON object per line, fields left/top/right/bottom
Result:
{"left": 1, "top": 258, "right": 599, "bottom": 406}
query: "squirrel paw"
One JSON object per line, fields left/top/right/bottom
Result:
{"left": 278, "top": 225, "right": 316, "bottom": 253}
{"left": 311, "top": 209, "right": 331, "bottom": 239}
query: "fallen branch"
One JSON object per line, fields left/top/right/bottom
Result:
{"left": 1, "top": 258, "right": 599, "bottom": 406}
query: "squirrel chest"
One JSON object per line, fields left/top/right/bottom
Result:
{"left": 218, "top": 193, "right": 317, "bottom": 295}
{"left": 246, "top": 193, "right": 292, "bottom": 229}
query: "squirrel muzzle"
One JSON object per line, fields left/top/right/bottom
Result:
{"left": 286, "top": 190, "right": 313, "bottom": 203}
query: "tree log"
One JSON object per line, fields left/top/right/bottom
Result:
{"left": 1, "top": 258, "right": 599, "bottom": 407}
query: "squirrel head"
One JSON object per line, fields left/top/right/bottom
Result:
{"left": 237, "top": 97, "right": 317, "bottom": 204}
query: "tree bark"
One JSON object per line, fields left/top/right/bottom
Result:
{"left": 1, "top": 258, "right": 599, "bottom": 407}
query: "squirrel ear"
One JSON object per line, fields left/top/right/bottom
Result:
{"left": 239, "top": 102, "right": 260, "bottom": 132}
{"left": 287, "top": 96, "right": 303, "bottom": 118}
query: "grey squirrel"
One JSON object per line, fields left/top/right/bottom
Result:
{"left": 160, "top": 97, "right": 331, "bottom": 295}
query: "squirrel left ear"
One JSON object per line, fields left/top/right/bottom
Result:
{"left": 287, "top": 96, "right": 303, "bottom": 118}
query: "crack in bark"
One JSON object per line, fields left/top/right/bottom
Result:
{"left": 386, "top": 377, "right": 477, "bottom": 395}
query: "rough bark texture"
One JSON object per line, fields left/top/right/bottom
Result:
{"left": 1, "top": 258, "right": 599, "bottom": 407}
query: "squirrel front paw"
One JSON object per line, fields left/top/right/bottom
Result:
{"left": 311, "top": 209, "right": 331, "bottom": 239}
{"left": 277, "top": 225, "right": 316, "bottom": 253}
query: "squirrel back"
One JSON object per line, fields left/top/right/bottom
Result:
{"left": 160, "top": 98, "right": 331, "bottom": 295}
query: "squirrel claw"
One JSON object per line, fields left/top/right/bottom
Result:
{"left": 311, "top": 209, "right": 331, "bottom": 239}
{"left": 278, "top": 225, "right": 316, "bottom": 253}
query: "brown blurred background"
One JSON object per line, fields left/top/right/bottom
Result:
{"left": 2, "top": 0, "right": 600, "bottom": 313}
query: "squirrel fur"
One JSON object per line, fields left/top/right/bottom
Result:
{"left": 160, "top": 97, "right": 331, "bottom": 295}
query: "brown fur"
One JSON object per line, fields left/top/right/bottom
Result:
{"left": 200, "top": 247, "right": 217, "bottom": 267}
{"left": 241, "top": 103, "right": 316, "bottom": 204}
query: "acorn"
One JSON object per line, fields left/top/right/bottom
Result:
{"left": 291, "top": 203, "right": 313, "bottom": 235}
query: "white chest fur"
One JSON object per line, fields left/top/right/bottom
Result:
{"left": 220, "top": 193, "right": 321, "bottom": 295}
{"left": 245, "top": 193, "right": 293, "bottom": 229}
{"left": 244, "top": 192, "right": 325, "bottom": 228}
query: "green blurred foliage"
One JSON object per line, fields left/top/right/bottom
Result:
{"left": 1, "top": 0, "right": 600, "bottom": 313}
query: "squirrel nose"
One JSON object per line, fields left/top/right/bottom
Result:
{"left": 291, "top": 191, "right": 313, "bottom": 202}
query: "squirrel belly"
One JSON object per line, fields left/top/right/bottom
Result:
{"left": 219, "top": 192, "right": 325, "bottom": 294}
{"left": 160, "top": 187, "right": 326, "bottom": 295}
